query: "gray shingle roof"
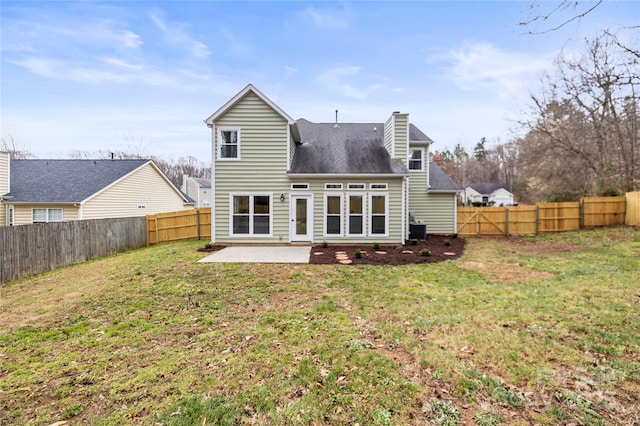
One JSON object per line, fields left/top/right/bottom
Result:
{"left": 7, "top": 159, "right": 150, "bottom": 203}
{"left": 290, "top": 119, "right": 415, "bottom": 175}
{"left": 429, "top": 161, "right": 461, "bottom": 192}
{"left": 409, "top": 124, "right": 433, "bottom": 143}
{"left": 192, "top": 177, "right": 211, "bottom": 188}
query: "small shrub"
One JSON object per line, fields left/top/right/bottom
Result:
{"left": 421, "top": 248, "right": 431, "bottom": 256}
{"left": 204, "top": 242, "right": 213, "bottom": 249}
{"left": 373, "top": 242, "right": 381, "bottom": 250}
{"left": 322, "top": 240, "right": 329, "bottom": 248}
{"left": 451, "top": 233, "right": 458, "bottom": 239}
{"left": 354, "top": 249, "right": 362, "bottom": 258}
{"left": 410, "top": 239, "right": 418, "bottom": 245}
{"left": 443, "top": 239, "right": 451, "bottom": 246}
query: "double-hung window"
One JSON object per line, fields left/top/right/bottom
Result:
{"left": 369, "top": 194, "right": 388, "bottom": 236}
{"left": 231, "top": 194, "right": 271, "bottom": 236}
{"left": 32, "top": 208, "right": 63, "bottom": 224}
{"left": 324, "top": 194, "right": 343, "bottom": 236}
{"left": 348, "top": 194, "right": 365, "bottom": 236}
{"left": 219, "top": 128, "right": 240, "bottom": 159}
{"left": 409, "top": 148, "right": 424, "bottom": 171}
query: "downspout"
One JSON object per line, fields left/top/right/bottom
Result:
{"left": 401, "top": 176, "right": 407, "bottom": 245}
{"left": 210, "top": 124, "right": 216, "bottom": 243}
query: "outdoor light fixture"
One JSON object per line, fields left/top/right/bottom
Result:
{"left": 280, "top": 193, "right": 285, "bottom": 202}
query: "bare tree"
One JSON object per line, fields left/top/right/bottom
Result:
{"left": 1, "top": 135, "right": 33, "bottom": 159}
{"left": 519, "top": 32, "right": 640, "bottom": 200}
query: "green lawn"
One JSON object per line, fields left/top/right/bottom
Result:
{"left": 1, "top": 227, "right": 639, "bottom": 425}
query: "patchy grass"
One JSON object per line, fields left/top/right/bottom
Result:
{"left": 1, "top": 227, "right": 639, "bottom": 425}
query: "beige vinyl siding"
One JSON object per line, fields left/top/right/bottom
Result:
{"left": 82, "top": 163, "right": 191, "bottom": 219}
{"left": 0, "top": 152, "right": 9, "bottom": 195}
{"left": 408, "top": 172, "right": 457, "bottom": 234}
{"left": 383, "top": 116, "right": 393, "bottom": 156}
{"left": 214, "top": 92, "right": 291, "bottom": 243}
{"left": 393, "top": 113, "right": 408, "bottom": 163}
{"left": 290, "top": 178, "right": 404, "bottom": 244}
{"left": 0, "top": 204, "right": 5, "bottom": 226}
{"left": 12, "top": 204, "right": 79, "bottom": 225}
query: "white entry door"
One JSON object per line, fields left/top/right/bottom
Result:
{"left": 291, "top": 195, "right": 313, "bottom": 242}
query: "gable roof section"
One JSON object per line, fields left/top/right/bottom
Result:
{"left": 205, "top": 84, "right": 295, "bottom": 125}
{"left": 6, "top": 159, "right": 189, "bottom": 204}
{"left": 429, "top": 161, "right": 461, "bottom": 192}
{"left": 289, "top": 119, "right": 408, "bottom": 175}
{"left": 468, "top": 182, "right": 510, "bottom": 195}
{"left": 192, "top": 177, "right": 211, "bottom": 188}
{"left": 409, "top": 124, "right": 433, "bottom": 144}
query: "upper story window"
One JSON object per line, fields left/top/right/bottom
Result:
{"left": 325, "top": 183, "right": 343, "bottom": 190}
{"left": 409, "top": 148, "right": 424, "bottom": 171}
{"left": 32, "top": 208, "right": 63, "bottom": 224}
{"left": 291, "top": 183, "right": 309, "bottom": 190}
{"left": 219, "top": 128, "right": 240, "bottom": 160}
{"left": 348, "top": 183, "right": 365, "bottom": 190}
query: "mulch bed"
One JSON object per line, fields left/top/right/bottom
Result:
{"left": 309, "top": 236, "right": 466, "bottom": 265}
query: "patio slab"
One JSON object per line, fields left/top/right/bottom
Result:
{"left": 198, "top": 246, "right": 311, "bottom": 263}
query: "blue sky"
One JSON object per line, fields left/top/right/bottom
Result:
{"left": 1, "top": 1, "right": 638, "bottom": 163}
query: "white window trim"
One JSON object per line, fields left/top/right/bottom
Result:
{"left": 229, "top": 193, "right": 273, "bottom": 237}
{"left": 323, "top": 193, "right": 344, "bottom": 237}
{"left": 218, "top": 127, "right": 241, "bottom": 161}
{"left": 32, "top": 208, "right": 63, "bottom": 224}
{"left": 408, "top": 147, "right": 425, "bottom": 172}
{"left": 348, "top": 183, "right": 366, "bottom": 190}
{"left": 325, "top": 183, "right": 343, "bottom": 190}
{"left": 347, "top": 193, "right": 366, "bottom": 237}
{"left": 291, "top": 183, "right": 310, "bottom": 190}
{"left": 370, "top": 183, "right": 388, "bottom": 190}
{"left": 369, "top": 193, "right": 389, "bottom": 237}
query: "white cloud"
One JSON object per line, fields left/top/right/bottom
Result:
{"left": 434, "top": 42, "right": 553, "bottom": 99}
{"left": 149, "top": 10, "right": 210, "bottom": 58}
{"left": 301, "top": 5, "right": 349, "bottom": 30}
{"left": 317, "top": 65, "right": 387, "bottom": 100}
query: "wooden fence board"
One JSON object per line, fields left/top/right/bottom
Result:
{"left": 582, "top": 196, "right": 626, "bottom": 227}
{"left": 0, "top": 217, "right": 146, "bottom": 284}
{"left": 625, "top": 192, "right": 640, "bottom": 226}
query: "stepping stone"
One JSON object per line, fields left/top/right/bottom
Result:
{"left": 402, "top": 250, "right": 414, "bottom": 254}
{"left": 375, "top": 251, "right": 387, "bottom": 255}
{"left": 339, "top": 259, "right": 353, "bottom": 264}
{"left": 444, "top": 252, "right": 456, "bottom": 256}
{"left": 313, "top": 252, "right": 324, "bottom": 255}
{"left": 335, "top": 251, "right": 347, "bottom": 255}
{"left": 336, "top": 255, "right": 350, "bottom": 260}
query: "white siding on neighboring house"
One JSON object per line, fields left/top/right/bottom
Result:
{"left": 491, "top": 188, "right": 514, "bottom": 206}
{"left": 81, "top": 163, "right": 191, "bottom": 219}
{"left": 213, "top": 91, "right": 292, "bottom": 243}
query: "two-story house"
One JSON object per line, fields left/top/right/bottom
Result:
{"left": 205, "top": 84, "right": 459, "bottom": 245}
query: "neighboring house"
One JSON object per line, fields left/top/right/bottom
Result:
{"left": 462, "top": 183, "right": 515, "bottom": 206}
{"left": 204, "top": 84, "right": 460, "bottom": 245}
{"left": 181, "top": 175, "right": 211, "bottom": 208}
{"left": 0, "top": 153, "right": 194, "bottom": 226}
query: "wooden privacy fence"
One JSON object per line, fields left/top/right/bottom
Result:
{"left": 147, "top": 208, "right": 211, "bottom": 245}
{"left": 458, "top": 196, "right": 627, "bottom": 237}
{"left": 0, "top": 217, "right": 147, "bottom": 283}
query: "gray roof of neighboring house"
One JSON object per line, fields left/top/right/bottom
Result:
{"left": 429, "top": 161, "right": 461, "bottom": 192}
{"left": 467, "top": 182, "right": 510, "bottom": 195}
{"left": 6, "top": 159, "right": 151, "bottom": 203}
{"left": 192, "top": 177, "right": 211, "bottom": 188}
{"left": 290, "top": 119, "right": 436, "bottom": 175}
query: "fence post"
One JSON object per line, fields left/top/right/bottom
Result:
{"left": 196, "top": 209, "right": 201, "bottom": 240}
{"left": 535, "top": 205, "right": 539, "bottom": 235}
{"left": 579, "top": 198, "right": 584, "bottom": 229}
{"left": 505, "top": 207, "right": 510, "bottom": 237}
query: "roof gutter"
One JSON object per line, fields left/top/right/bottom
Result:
{"left": 286, "top": 173, "right": 408, "bottom": 178}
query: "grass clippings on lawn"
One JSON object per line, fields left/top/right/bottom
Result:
{"left": 1, "top": 227, "right": 639, "bottom": 425}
